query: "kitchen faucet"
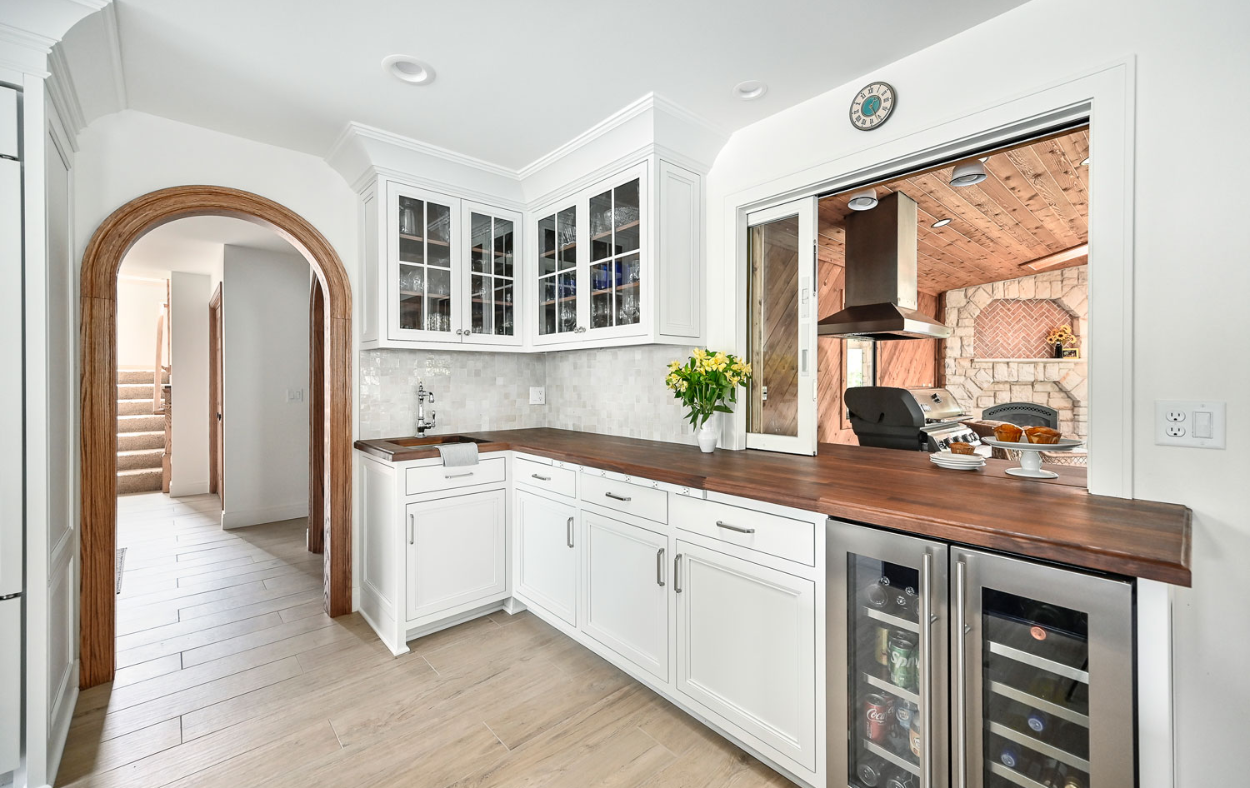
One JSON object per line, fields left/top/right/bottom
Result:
{"left": 415, "top": 382, "right": 436, "bottom": 436}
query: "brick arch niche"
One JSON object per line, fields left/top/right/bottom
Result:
{"left": 973, "top": 298, "right": 1079, "bottom": 359}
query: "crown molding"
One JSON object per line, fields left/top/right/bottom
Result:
{"left": 650, "top": 93, "right": 730, "bottom": 148}
{"left": 100, "top": 1, "right": 127, "bottom": 108}
{"left": 514, "top": 92, "right": 657, "bottom": 180}
{"left": 46, "top": 44, "right": 85, "bottom": 147}
{"left": 329, "top": 120, "right": 517, "bottom": 180}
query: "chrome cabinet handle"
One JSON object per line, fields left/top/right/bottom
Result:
{"left": 953, "top": 558, "right": 968, "bottom": 788}
{"left": 673, "top": 553, "right": 683, "bottom": 593}
{"left": 444, "top": 471, "right": 475, "bottom": 479}
{"left": 531, "top": 473, "right": 552, "bottom": 481}
{"left": 408, "top": 513, "right": 415, "bottom": 546}
{"left": 715, "top": 520, "right": 755, "bottom": 535}
{"left": 920, "top": 551, "right": 933, "bottom": 788}
{"left": 566, "top": 516, "right": 574, "bottom": 549}
{"left": 656, "top": 548, "right": 666, "bottom": 587}
{"left": 604, "top": 492, "right": 631, "bottom": 502}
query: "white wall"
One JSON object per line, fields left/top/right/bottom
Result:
{"left": 168, "top": 272, "right": 211, "bottom": 497}
{"left": 115, "top": 275, "right": 167, "bottom": 370}
{"left": 703, "top": 1, "right": 1250, "bottom": 784}
{"left": 221, "top": 245, "right": 310, "bottom": 528}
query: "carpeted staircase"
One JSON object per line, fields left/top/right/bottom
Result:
{"left": 117, "top": 369, "right": 167, "bottom": 495}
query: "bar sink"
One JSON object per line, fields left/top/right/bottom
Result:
{"left": 388, "top": 435, "right": 490, "bottom": 448}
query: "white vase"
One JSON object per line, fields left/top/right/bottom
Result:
{"left": 696, "top": 419, "right": 719, "bottom": 453}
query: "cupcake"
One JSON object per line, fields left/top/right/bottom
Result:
{"left": 1025, "top": 426, "right": 1062, "bottom": 445}
{"left": 993, "top": 424, "right": 1024, "bottom": 443}
{"left": 949, "top": 442, "right": 976, "bottom": 455}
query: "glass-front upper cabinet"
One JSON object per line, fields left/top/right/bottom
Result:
{"left": 532, "top": 162, "right": 650, "bottom": 346}
{"left": 462, "top": 202, "right": 522, "bottom": 346}
{"left": 389, "top": 183, "right": 460, "bottom": 341}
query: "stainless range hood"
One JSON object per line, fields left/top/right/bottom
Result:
{"left": 817, "top": 191, "right": 951, "bottom": 341}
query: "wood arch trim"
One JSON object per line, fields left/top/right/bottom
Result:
{"left": 79, "top": 185, "right": 353, "bottom": 689}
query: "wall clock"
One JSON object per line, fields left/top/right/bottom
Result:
{"left": 849, "top": 82, "right": 896, "bottom": 131}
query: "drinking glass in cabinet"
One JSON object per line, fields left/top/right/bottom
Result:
{"left": 848, "top": 553, "right": 924, "bottom": 788}
{"left": 590, "top": 189, "right": 613, "bottom": 261}
{"left": 494, "top": 218, "right": 514, "bottom": 278}
{"left": 494, "top": 282, "right": 513, "bottom": 336}
{"left": 471, "top": 213, "right": 491, "bottom": 274}
{"left": 426, "top": 203, "right": 451, "bottom": 267}
{"left": 399, "top": 197, "right": 421, "bottom": 236}
{"left": 538, "top": 214, "right": 558, "bottom": 277}
{"left": 982, "top": 590, "right": 1091, "bottom": 788}
{"left": 614, "top": 178, "right": 640, "bottom": 253}
{"left": 558, "top": 207, "right": 577, "bottom": 270}
{"left": 540, "top": 279, "right": 557, "bottom": 336}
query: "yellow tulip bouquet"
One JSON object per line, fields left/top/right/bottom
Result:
{"left": 665, "top": 348, "right": 752, "bottom": 430}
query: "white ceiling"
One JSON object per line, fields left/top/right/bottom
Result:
{"left": 120, "top": 216, "right": 299, "bottom": 278}
{"left": 62, "top": 0, "right": 1026, "bottom": 169}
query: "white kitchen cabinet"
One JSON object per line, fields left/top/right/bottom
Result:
{"left": 529, "top": 157, "right": 702, "bottom": 349}
{"left": 675, "top": 541, "right": 818, "bottom": 772}
{"left": 515, "top": 490, "right": 579, "bottom": 626}
{"left": 404, "top": 489, "right": 506, "bottom": 624}
{"left": 360, "top": 178, "right": 523, "bottom": 349}
{"left": 582, "top": 511, "right": 669, "bottom": 682}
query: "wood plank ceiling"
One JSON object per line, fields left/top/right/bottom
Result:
{"left": 818, "top": 127, "right": 1090, "bottom": 295}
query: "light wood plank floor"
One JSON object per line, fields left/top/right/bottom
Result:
{"left": 60, "top": 492, "right": 794, "bottom": 787}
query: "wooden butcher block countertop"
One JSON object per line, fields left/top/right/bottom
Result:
{"left": 355, "top": 428, "right": 1192, "bottom": 586}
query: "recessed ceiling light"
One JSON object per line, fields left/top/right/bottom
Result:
{"left": 950, "top": 161, "right": 987, "bottom": 187}
{"left": 932, "top": 218, "right": 952, "bottom": 228}
{"left": 1080, "top": 156, "right": 1090, "bottom": 166}
{"left": 847, "top": 188, "right": 878, "bottom": 211}
{"left": 732, "top": 80, "right": 768, "bottom": 101}
{"left": 382, "top": 55, "right": 436, "bottom": 85}
{"left": 978, "top": 156, "right": 989, "bottom": 162}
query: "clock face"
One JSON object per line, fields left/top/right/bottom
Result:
{"left": 850, "top": 82, "right": 896, "bottom": 131}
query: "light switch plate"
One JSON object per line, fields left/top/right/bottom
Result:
{"left": 1155, "top": 400, "right": 1225, "bottom": 448}
{"left": 529, "top": 386, "right": 545, "bottom": 405}
{"left": 287, "top": 388, "right": 304, "bottom": 403}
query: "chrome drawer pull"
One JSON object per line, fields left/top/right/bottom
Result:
{"left": 715, "top": 520, "right": 755, "bottom": 535}
{"left": 674, "top": 553, "right": 683, "bottom": 593}
{"left": 531, "top": 473, "right": 552, "bottom": 481}
{"left": 408, "top": 513, "right": 415, "bottom": 545}
{"left": 604, "top": 492, "right": 632, "bottom": 502}
{"left": 656, "top": 547, "right": 666, "bottom": 587}
{"left": 566, "top": 516, "right": 574, "bottom": 549}
{"left": 444, "top": 471, "right": 475, "bottom": 479}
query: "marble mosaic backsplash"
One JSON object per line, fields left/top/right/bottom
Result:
{"left": 358, "top": 345, "right": 695, "bottom": 444}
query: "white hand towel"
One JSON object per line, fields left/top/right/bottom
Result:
{"left": 436, "top": 442, "right": 479, "bottom": 467}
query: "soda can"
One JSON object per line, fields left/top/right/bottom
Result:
{"left": 874, "top": 625, "right": 891, "bottom": 666}
{"left": 856, "top": 756, "right": 887, "bottom": 787}
{"left": 895, "top": 700, "right": 914, "bottom": 731}
{"left": 909, "top": 713, "right": 922, "bottom": 758}
{"left": 885, "top": 771, "right": 918, "bottom": 788}
{"left": 864, "top": 693, "right": 889, "bottom": 742}
{"left": 888, "top": 633, "right": 917, "bottom": 690}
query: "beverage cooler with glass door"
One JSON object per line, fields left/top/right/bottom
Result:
{"left": 827, "top": 520, "right": 1135, "bottom": 788}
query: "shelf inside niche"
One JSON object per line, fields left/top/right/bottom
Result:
{"left": 973, "top": 358, "right": 1080, "bottom": 363}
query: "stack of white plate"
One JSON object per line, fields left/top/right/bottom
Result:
{"left": 929, "top": 451, "right": 986, "bottom": 471}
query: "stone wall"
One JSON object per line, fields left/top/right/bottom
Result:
{"left": 943, "top": 266, "right": 1088, "bottom": 437}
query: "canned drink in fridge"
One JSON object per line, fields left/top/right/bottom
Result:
{"left": 856, "top": 755, "right": 888, "bottom": 787}
{"left": 864, "top": 693, "right": 889, "bottom": 742}
{"left": 884, "top": 771, "right": 917, "bottom": 788}
{"left": 909, "top": 713, "right": 922, "bottom": 758}
{"left": 895, "top": 699, "right": 914, "bottom": 730}
{"left": 888, "top": 632, "right": 917, "bottom": 690}
{"left": 874, "top": 625, "right": 891, "bottom": 666}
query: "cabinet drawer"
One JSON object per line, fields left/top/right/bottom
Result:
{"left": 516, "top": 457, "right": 576, "bottom": 498}
{"left": 580, "top": 473, "right": 668, "bottom": 524}
{"left": 404, "top": 457, "right": 506, "bottom": 496}
{"left": 672, "top": 496, "right": 814, "bottom": 566}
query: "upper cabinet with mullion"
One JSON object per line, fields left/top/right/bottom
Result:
{"left": 463, "top": 201, "right": 522, "bottom": 346}
{"left": 529, "top": 156, "right": 702, "bottom": 349}
{"left": 389, "top": 182, "right": 460, "bottom": 343}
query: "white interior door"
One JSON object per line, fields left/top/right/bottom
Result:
{"left": 745, "top": 198, "right": 817, "bottom": 455}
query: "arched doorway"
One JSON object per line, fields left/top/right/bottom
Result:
{"left": 79, "top": 186, "right": 353, "bottom": 688}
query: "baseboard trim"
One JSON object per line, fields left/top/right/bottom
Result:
{"left": 221, "top": 502, "right": 309, "bottom": 530}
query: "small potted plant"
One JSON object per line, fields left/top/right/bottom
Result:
{"left": 1046, "top": 325, "right": 1076, "bottom": 359}
{"left": 665, "top": 348, "right": 752, "bottom": 452}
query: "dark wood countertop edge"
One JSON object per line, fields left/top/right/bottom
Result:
{"left": 353, "top": 435, "right": 1193, "bottom": 587}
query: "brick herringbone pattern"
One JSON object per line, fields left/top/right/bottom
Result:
{"left": 973, "top": 299, "right": 1075, "bottom": 359}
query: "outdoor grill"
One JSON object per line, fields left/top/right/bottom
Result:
{"left": 844, "top": 386, "right": 982, "bottom": 453}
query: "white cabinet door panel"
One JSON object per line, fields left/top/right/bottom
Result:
{"left": 676, "top": 541, "right": 817, "bottom": 771}
{"left": 405, "top": 489, "right": 506, "bottom": 623}
{"left": 0, "top": 598, "right": 19, "bottom": 773}
{"left": 583, "top": 512, "right": 668, "bottom": 682}
{"left": 515, "top": 491, "right": 578, "bottom": 626}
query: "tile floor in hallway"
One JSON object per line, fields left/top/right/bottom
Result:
{"left": 59, "top": 492, "right": 792, "bottom": 787}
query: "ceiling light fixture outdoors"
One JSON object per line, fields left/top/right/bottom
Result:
{"left": 732, "top": 80, "right": 768, "bottom": 101}
{"left": 950, "top": 160, "right": 987, "bottom": 187}
{"left": 932, "top": 217, "right": 952, "bottom": 228}
{"left": 382, "top": 55, "right": 436, "bottom": 85}
{"left": 847, "top": 188, "right": 878, "bottom": 211}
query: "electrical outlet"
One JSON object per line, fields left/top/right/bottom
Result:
{"left": 529, "top": 386, "right": 545, "bottom": 405}
{"left": 1156, "top": 400, "right": 1226, "bottom": 448}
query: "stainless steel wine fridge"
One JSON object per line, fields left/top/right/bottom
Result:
{"left": 827, "top": 519, "right": 1135, "bottom": 788}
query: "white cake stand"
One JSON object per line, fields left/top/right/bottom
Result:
{"left": 981, "top": 437, "right": 1084, "bottom": 479}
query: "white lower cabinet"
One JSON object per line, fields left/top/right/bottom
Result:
{"left": 675, "top": 541, "right": 818, "bottom": 772}
{"left": 582, "top": 511, "right": 669, "bottom": 682}
{"left": 405, "top": 489, "right": 506, "bottom": 624}
{"left": 515, "top": 490, "right": 579, "bottom": 626}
